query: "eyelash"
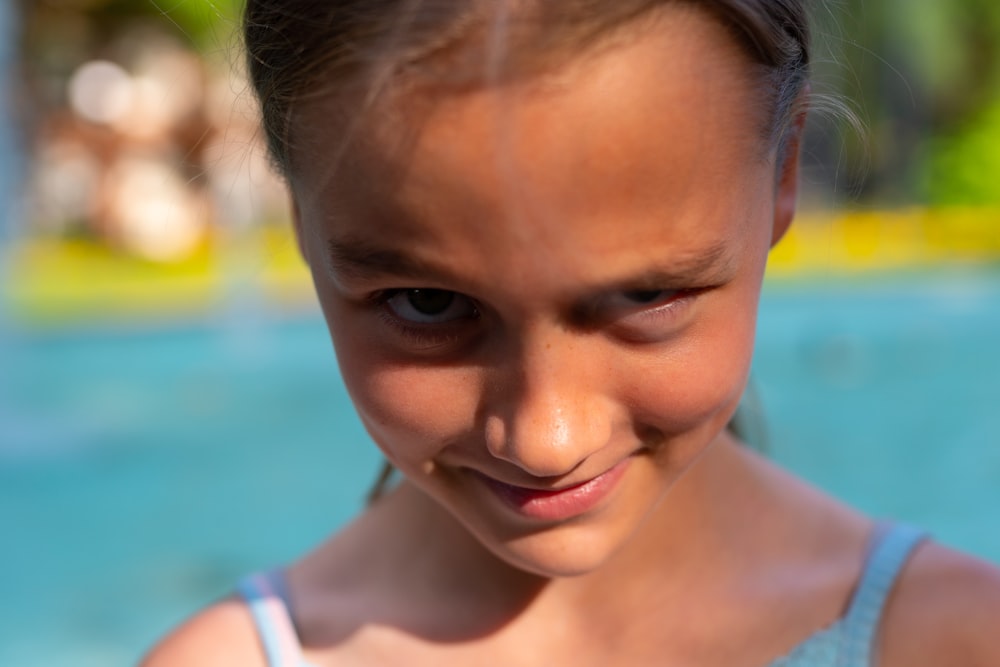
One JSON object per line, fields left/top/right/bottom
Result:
{"left": 367, "top": 286, "right": 705, "bottom": 348}
{"left": 370, "top": 289, "right": 480, "bottom": 349}
{"left": 600, "top": 289, "right": 701, "bottom": 334}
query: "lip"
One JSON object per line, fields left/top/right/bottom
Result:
{"left": 472, "top": 459, "right": 630, "bottom": 521}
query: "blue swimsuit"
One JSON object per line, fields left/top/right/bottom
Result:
{"left": 238, "top": 523, "right": 925, "bottom": 667}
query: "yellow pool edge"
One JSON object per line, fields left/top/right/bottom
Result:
{"left": 4, "top": 207, "right": 999, "bottom": 326}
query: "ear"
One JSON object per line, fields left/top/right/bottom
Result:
{"left": 771, "top": 108, "right": 807, "bottom": 248}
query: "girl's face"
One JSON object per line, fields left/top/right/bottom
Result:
{"left": 291, "top": 8, "right": 798, "bottom": 576}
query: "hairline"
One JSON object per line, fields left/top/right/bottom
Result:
{"left": 281, "top": 3, "right": 788, "bottom": 182}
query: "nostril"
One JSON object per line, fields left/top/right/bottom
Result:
{"left": 634, "top": 423, "right": 665, "bottom": 449}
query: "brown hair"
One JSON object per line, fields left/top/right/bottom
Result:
{"left": 243, "top": 0, "right": 811, "bottom": 178}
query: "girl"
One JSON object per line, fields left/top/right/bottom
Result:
{"left": 145, "top": 1, "right": 1000, "bottom": 665}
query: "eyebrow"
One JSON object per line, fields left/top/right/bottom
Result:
{"left": 326, "top": 236, "right": 454, "bottom": 284}
{"left": 607, "top": 241, "right": 733, "bottom": 288}
{"left": 326, "top": 235, "right": 733, "bottom": 288}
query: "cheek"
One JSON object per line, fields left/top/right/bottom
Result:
{"left": 632, "top": 282, "right": 760, "bottom": 436}
{"left": 328, "top": 317, "right": 480, "bottom": 463}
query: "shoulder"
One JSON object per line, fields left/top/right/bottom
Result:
{"left": 880, "top": 540, "right": 1000, "bottom": 667}
{"left": 139, "top": 596, "right": 267, "bottom": 667}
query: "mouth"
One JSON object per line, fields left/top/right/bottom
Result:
{"left": 471, "top": 459, "right": 630, "bottom": 522}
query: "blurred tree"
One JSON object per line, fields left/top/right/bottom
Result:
{"left": 808, "top": 0, "right": 1000, "bottom": 206}
{"left": 17, "top": 0, "right": 246, "bottom": 246}
{"left": 15, "top": 0, "right": 1000, "bottom": 208}
{"left": 21, "top": 0, "right": 241, "bottom": 51}
{"left": 19, "top": 0, "right": 241, "bottom": 127}
{"left": 924, "top": 100, "right": 1000, "bottom": 206}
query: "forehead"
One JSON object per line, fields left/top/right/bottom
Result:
{"left": 290, "top": 5, "right": 774, "bottom": 287}
{"left": 291, "top": 4, "right": 769, "bottom": 174}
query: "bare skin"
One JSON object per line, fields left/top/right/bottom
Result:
{"left": 143, "top": 6, "right": 1000, "bottom": 666}
{"left": 143, "top": 444, "right": 1000, "bottom": 666}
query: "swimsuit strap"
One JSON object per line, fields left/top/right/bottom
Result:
{"left": 234, "top": 525, "right": 925, "bottom": 667}
{"left": 840, "top": 522, "right": 927, "bottom": 666}
{"left": 238, "top": 569, "right": 306, "bottom": 667}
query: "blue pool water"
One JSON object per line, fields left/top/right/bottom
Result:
{"left": 1, "top": 272, "right": 999, "bottom": 666}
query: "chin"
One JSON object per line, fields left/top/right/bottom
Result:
{"left": 434, "top": 454, "right": 686, "bottom": 579}
{"left": 481, "top": 515, "right": 642, "bottom": 579}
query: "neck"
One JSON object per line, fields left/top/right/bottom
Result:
{"left": 295, "top": 433, "right": 869, "bottom": 661}
{"left": 383, "top": 432, "right": 773, "bottom": 627}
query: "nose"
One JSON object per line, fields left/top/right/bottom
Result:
{"left": 483, "top": 328, "right": 613, "bottom": 479}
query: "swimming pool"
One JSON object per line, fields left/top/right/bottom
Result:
{"left": 1, "top": 271, "right": 998, "bottom": 666}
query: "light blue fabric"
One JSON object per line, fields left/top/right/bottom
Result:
{"left": 238, "top": 571, "right": 320, "bottom": 667}
{"left": 239, "top": 523, "right": 926, "bottom": 667}
{"left": 769, "top": 523, "right": 926, "bottom": 667}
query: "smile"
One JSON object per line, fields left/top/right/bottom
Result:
{"left": 471, "top": 459, "right": 630, "bottom": 522}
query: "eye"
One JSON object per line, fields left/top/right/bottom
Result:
{"left": 604, "top": 289, "right": 683, "bottom": 313}
{"left": 384, "top": 289, "right": 478, "bottom": 323}
{"left": 589, "top": 287, "right": 703, "bottom": 342}
{"left": 621, "top": 289, "right": 673, "bottom": 305}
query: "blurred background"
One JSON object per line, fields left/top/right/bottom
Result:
{"left": 0, "top": 1, "right": 998, "bottom": 664}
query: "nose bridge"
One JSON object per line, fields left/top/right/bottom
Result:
{"left": 485, "top": 324, "right": 611, "bottom": 477}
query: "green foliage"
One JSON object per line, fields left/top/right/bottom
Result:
{"left": 925, "top": 98, "right": 1000, "bottom": 206}
{"left": 42, "top": 0, "right": 243, "bottom": 51}
{"left": 810, "top": 0, "right": 1000, "bottom": 204}
{"left": 144, "top": 0, "right": 242, "bottom": 49}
